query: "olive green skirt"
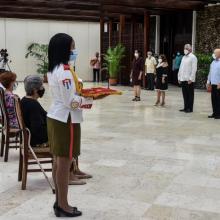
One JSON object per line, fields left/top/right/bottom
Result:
{"left": 47, "top": 117, "right": 81, "bottom": 159}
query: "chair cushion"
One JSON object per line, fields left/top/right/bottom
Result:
{"left": 31, "top": 147, "right": 51, "bottom": 154}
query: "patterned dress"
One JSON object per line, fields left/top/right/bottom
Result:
{"left": 4, "top": 91, "right": 19, "bottom": 129}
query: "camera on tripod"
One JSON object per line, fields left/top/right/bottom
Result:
{"left": 0, "top": 49, "right": 9, "bottom": 63}
{"left": 0, "top": 49, "right": 11, "bottom": 73}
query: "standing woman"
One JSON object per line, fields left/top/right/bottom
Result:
{"left": 130, "top": 50, "right": 144, "bottom": 101}
{"left": 47, "top": 33, "right": 92, "bottom": 217}
{"left": 155, "top": 54, "right": 169, "bottom": 106}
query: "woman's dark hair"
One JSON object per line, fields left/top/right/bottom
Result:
{"left": 48, "top": 33, "right": 74, "bottom": 72}
{"left": 159, "top": 54, "right": 168, "bottom": 63}
{"left": 0, "top": 71, "right": 17, "bottom": 89}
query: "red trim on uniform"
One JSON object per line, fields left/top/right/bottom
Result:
{"left": 64, "top": 64, "right": 70, "bottom": 71}
{"left": 69, "top": 123, "right": 74, "bottom": 160}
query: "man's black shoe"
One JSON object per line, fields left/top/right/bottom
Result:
{"left": 185, "top": 109, "right": 193, "bottom": 113}
{"left": 179, "top": 109, "right": 186, "bottom": 112}
{"left": 208, "top": 115, "right": 215, "bottom": 118}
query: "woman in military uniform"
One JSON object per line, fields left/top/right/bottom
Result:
{"left": 47, "top": 33, "right": 92, "bottom": 218}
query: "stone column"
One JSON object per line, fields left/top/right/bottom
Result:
{"left": 192, "top": 11, "right": 197, "bottom": 53}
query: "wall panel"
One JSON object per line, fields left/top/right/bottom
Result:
{"left": 0, "top": 18, "right": 100, "bottom": 81}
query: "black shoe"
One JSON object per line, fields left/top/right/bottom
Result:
{"left": 208, "top": 114, "right": 215, "bottom": 118}
{"left": 185, "top": 109, "right": 193, "bottom": 113}
{"left": 179, "top": 109, "right": 186, "bottom": 112}
{"left": 54, "top": 202, "right": 78, "bottom": 213}
{"left": 55, "top": 206, "right": 82, "bottom": 218}
{"left": 214, "top": 116, "right": 220, "bottom": 119}
{"left": 132, "top": 97, "right": 137, "bottom": 101}
{"left": 136, "top": 97, "right": 141, "bottom": 101}
{"left": 53, "top": 202, "right": 58, "bottom": 210}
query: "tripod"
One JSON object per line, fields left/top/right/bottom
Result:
{"left": 0, "top": 59, "right": 12, "bottom": 73}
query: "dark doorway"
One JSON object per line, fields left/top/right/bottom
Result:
{"left": 160, "top": 12, "right": 193, "bottom": 83}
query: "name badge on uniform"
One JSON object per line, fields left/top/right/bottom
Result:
{"left": 62, "top": 79, "right": 72, "bottom": 90}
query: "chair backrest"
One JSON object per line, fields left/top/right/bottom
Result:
{"left": 14, "top": 97, "right": 25, "bottom": 130}
{"left": 14, "top": 97, "right": 30, "bottom": 155}
{"left": 0, "top": 87, "right": 9, "bottom": 131}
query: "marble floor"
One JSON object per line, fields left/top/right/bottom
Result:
{"left": 1, "top": 83, "right": 220, "bottom": 220}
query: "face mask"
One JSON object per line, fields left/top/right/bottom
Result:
{"left": 70, "top": 49, "right": 78, "bottom": 62}
{"left": 177, "top": 52, "right": 180, "bottom": 56}
{"left": 37, "top": 88, "right": 45, "bottom": 98}
{"left": 184, "top": 49, "right": 189, "bottom": 55}
{"left": 212, "top": 53, "right": 216, "bottom": 60}
{"left": 134, "top": 53, "right": 139, "bottom": 58}
{"left": 158, "top": 58, "right": 162, "bottom": 63}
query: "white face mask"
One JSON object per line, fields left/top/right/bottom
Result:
{"left": 158, "top": 58, "right": 162, "bottom": 63}
{"left": 148, "top": 54, "right": 151, "bottom": 58}
{"left": 212, "top": 53, "right": 216, "bottom": 60}
{"left": 134, "top": 53, "right": 139, "bottom": 58}
{"left": 184, "top": 49, "right": 189, "bottom": 55}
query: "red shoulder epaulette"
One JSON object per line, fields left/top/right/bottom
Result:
{"left": 63, "top": 64, "right": 70, "bottom": 71}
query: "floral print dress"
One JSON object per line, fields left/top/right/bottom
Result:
{"left": 4, "top": 91, "right": 19, "bottom": 129}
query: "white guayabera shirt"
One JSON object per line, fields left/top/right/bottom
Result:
{"left": 178, "top": 53, "right": 198, "bottom": 82}
{"left": 47, "top": 64, "right": 92, "bottom": 124}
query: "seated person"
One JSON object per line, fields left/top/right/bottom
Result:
{"left": 0, "top": 71, "right": 19, "bottom": 129}
{"left": 21, "top": 75, "right": 86, "bottom": 185}
{"left": 21, "top": 75, "right": 47, "bottom": 147}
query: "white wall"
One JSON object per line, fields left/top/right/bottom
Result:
{"left": 0, "top": 18, "right": 100, "bottom": 81}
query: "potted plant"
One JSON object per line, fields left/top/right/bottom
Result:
{"left": 25, "top": 43, "right": 48, "bottom": 82}
{"left": 195, "top": 52, "right": 212, "bottom": 90}
{"left": 103, "top": 44, "right": 125, "bottom": 86}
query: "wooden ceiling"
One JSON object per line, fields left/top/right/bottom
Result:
{"left": 0, "top": 0, "right": 217, "bottom": 22}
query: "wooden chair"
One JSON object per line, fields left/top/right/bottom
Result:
{"left": 15, "top": 97, "right": 53, "bottom": 190}
{"left": 0, "top": 88, "right": 21, "bottom": 162}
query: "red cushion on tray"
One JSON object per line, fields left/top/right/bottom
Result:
{"left": 81, "top": 87, "right": 122, "bottom": 99}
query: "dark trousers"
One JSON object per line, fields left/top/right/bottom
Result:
{"left": 173, "top": 69, "right": 179, "bottom": 85}
{"left": 211, "top": 85, "right": 220, "bottom": 117}
{"left": 181, "top": 81, "right": 194, "bottom": 111}
{"left": 146, "top": 73, "right": 155, "bottom": 90}
{"left": 93, "top": 69, "right": 100, "bottom": 82}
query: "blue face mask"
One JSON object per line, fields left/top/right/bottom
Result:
{"left": 70, "top": 49, "right": 78, "bottom": 62}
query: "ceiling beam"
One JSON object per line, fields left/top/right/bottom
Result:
{"left": 0, "top": 11, "right": 100, "bottom": 22}
{"left": 0, "top": 0, "right": 209, "bottom": 22}
{"left": 0, "top": 5, "right": 100, "bottom": 17}
{"left": 102, "top": 0, "right": 205, "bottom": 10}
{"left": 0, "top": 0, "right": 100, "bottom": 10}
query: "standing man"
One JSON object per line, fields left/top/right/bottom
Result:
{"left": 178, "top": 44, "right": 198, "bottom": 113}
{"left": 90, "top": 52, "right": 101, "bottom": 82}
{"left": 207, "top": 49, "right": 220, "bottom": 119}
{"left": 145, "top": 51, "right": 157, "bottom": 90}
